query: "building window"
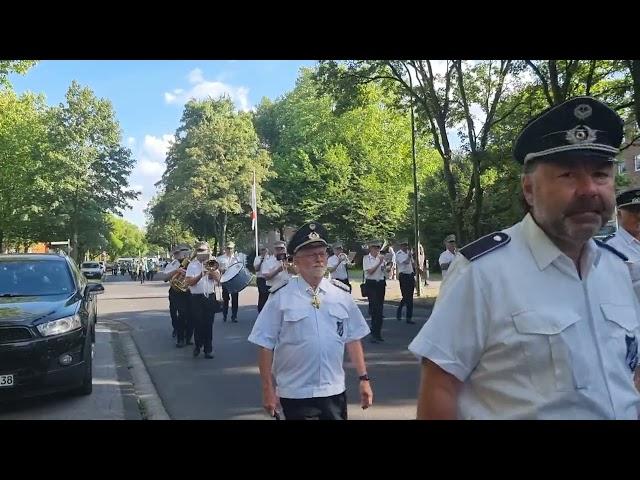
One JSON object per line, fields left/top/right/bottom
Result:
{"left": 635, "top": 154, "right": 640, "bottom": 171}
{"left": 618, "top": 161, "right": 627, "bottom": 174}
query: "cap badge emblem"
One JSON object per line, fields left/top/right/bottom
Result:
{"left": 566, "top": 125, "right": 597, "bottom": 144}
{"left": 574, "top": 104, "right": 592, "bottom": 120}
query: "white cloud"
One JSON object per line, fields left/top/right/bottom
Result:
{"left": 142, "top": 134, "right": 173, "bottom": 164}
{"left": 164, "top": 70, "right": 251, "bottom": 111}
{"left": 188, "top": 68, "right": 204, "bottom": 84}
{"left": 139, "top": 160, "right": 164, "bottom": 176}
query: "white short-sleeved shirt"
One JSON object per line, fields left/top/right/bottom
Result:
{"left": 262, "top": 255, "right": 289, "bottom": 287}
{"left": 248, "top": 276, "right": 370, "bottom": 399}
{"left": 254, "top": 254, "right": 272, "bottom": 278}
{"left": 438, "top": 249, "right": 456, "bottom": 275}
{"left": 217, "top": 253, "right": 239, "bottom": 274}
{"left": 163, "top": 259, "right": 181, "bottom": 276}
{"left": 363, "top": 254, "right": 385, "bottom": 281}
{"left": 409, "top": 213, "right": 640, "bottom": 420}
{"left": 327, "top": 254, "right": 348, "bottom": 280}
{"left": 186, "top": 259, "right": 216, "bottom": 295}
{"left": 395, "top": 249, "right": 414, "bottom": 275}
{"left": 607, "top": 227, "right": 640, "bottom": 263}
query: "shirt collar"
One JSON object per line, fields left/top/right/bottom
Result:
{"left": 297, "top": 276, "right": 329, "bottom": 295}
{"left": 618, "top": 226, "right": 640, "bottom": 246}
{"left": 522, "top": 212, "right": 600, "bottom": 271}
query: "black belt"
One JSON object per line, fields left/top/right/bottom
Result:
{"left": 399, "top": 272, "right": 414, "bottom": 275}
{"left": 366, "top": 279, "right": 385, "bottom": 282}
{"left": 192, "top": 293, "right": 214, "bottom": 297}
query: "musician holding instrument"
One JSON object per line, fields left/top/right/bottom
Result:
{"left": 363, "top": 240, "right": 387, "bottom": 343}
{"left": 253, "top": 245, "right": 272, "bottom": 313}
{"left": 395, "top": 240, "right": 416, "bottom": 324}
{"left": 158, "top": 244, "right": 193, "bottom": 348}
{"left": 185, "top": 242, "right": 221, "bottom": 359}
{"left": 438, "top": 234, "right": 457, "bottom": 280}
{"left": 262, "top": 240, "right": 292, "bottom": 293}
{"left": 327, "top": 243, "right": 353, "bottom": 293}
{"left": 217, "top": 241, "right": 240, "bottom": 323}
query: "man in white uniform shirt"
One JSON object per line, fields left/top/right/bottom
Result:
{"left": 253, "top": 245, "right": 271, "bottom": 312}
{"left": 186, "top": 242, "right": 221, "bottom": 359}
{"left": 395, "top": 240, "right": 416, "bottom": 324}
{"left": 249, "top": 221, "right": 372, "bottom": 420}
{"left": 262, "top": 240, "right": 290, "bottom": 291}
{"left": 409, "top": 96, "right": 640, "bottom": 420}
{"left": 438, "top": 235, "right": 457, "bottom": 280}
{"left": 217, "top": 242, "right": 240, "bottom": 323}
{"left": 606, "top": 188, "right": 640, "bottom": 263}
{"left": 327, "top": 244, "right": 352, "bottom": 292}
{"left": 363, "top": 240, "right": 387, "bottom": 343}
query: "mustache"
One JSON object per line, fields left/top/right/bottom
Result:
{"left": 564, "top": 198, "right": 606, "bottom": 216}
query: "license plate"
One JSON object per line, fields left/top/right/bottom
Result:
{"left": 0, "top": 374, "right": 15, "bottom": 387}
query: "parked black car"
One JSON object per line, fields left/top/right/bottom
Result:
{"left": 0, "top": 253, "right": 104, "bottom": 401}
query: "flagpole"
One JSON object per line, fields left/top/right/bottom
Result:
{"left": 253, "top": 170, "right": 259, "bottom": 256}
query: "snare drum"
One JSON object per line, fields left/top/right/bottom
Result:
{"left": 220, "top": 262, "right": 254, "bottom": 294}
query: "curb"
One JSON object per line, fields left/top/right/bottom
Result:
{"left": 100, "top": 320, "right": 170, "bottom": 420}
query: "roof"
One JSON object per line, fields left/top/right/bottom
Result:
{"left": 0, "top": 253, "right": 67, "bottom": 262}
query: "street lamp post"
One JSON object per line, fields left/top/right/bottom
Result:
{"left": 408, "top": 67, "right": 421, "bottom": 297}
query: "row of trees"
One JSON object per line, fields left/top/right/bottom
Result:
{"left": 147, "top": 61, "right": 640, "bottom": 266}
{"left": 0, "top": 62, "right": 138, "bottom": 262}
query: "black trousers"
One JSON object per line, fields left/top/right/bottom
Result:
{"left": 190, "top": 293, "right": 217, "bottom": 353}
{"left": 334, "top": 277, "right": 352, "bottom": 293}
{"left": 366, "top": 279, "right": 386, "bottom": 339}
{"left": 169, "top": 288, "right": 192, "bottom": 343}
{"left": 222, "top": 285, "right": 239, "bottom": 320}
{"left": 256, "top": 277, "right": 270, "bottom": 312}
{"left": 280, "top": 391, "right": 347, "bottom": 420}
{"left": 397, "top": 273, "right": 415, "bottom": 320}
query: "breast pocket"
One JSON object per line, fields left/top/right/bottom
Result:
{"left": 512, "top": 310, "right": 591, "bottom": 392}
{"left": 601, "top": 304, "right": 640, "bottom": 374}
{"left": 281, "top": 309, "right": 308, "bottom": 344}
{"left": 328, "top": 304, "right": 349, "bottom": 342}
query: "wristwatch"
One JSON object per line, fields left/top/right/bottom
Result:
{"left": 358, "top": 374, "right": 370, "bottom": 382}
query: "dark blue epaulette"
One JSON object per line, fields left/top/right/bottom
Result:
{"left": 601, "top": 234, "right": 616, "bottom": 243}
{"left": 594, "top": 239, "right": 628, "bottom": 262}
{"left": 459, "top": 232, "right": 511, "bottom": 262}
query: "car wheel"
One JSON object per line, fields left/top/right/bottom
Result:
{"left": 75, "top": 334, "right": 93, "bottom": 396}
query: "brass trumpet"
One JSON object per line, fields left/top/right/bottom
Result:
{"left": 204, "top": 258, "right": 219, "bottom": 273}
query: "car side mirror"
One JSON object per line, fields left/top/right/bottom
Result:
{"left": 87, "top": 283, "right": 105, "bottom": 295}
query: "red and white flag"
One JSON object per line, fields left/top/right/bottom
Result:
{"left": 250, "top": 171, "right": 257, "bottom": 231}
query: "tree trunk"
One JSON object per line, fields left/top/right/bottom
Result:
{"left": 0, "top": 229, "right": 3, "bottom": 254}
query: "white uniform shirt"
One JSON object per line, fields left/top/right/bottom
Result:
{"left": 162, "top": 259, "right": 181, "bottom": 277}
{"left": 217, "top": 253, "right": 239, "bottom": 274}
{"left": 438, "top": 249, "right": 456, "bottom": 277}
{"left": 607, "top": 227, "right": 640, "bottom": 263}
{"left": 327, "top": 254, "right": 348, "bottom": 280}
{"left": 262, "top": 254, "right": 289, "bottom": 287}
{"left": 363, "top": 254, "right": 386, "bottom": 281}
{"left": 395, "top": 249, "right": 414, "bottom": 274}
{"left": 248, "top": 276, "right": 370, "bottom": 399}
{"left": 186, "top": 259, "right": 216, "bottom": 295}
{"left": 409, "top": 213, "right": 640, "bottom": 419}
{"left": 253, "top": 254, "right": 272, "bottom": 278}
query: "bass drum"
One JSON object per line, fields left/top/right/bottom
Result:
{"left": 220, "top": 262, "right": 254, "bottom": 294}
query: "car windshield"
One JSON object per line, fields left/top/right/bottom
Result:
{"left": 82, "top": 262, "right": 100, "bottom": 269}
{"left": 0, "top": 260, "right": 75, "bottom": 296}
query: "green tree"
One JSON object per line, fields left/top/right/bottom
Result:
{"left": 158, "top": 96, "right": 273, "bottom": 249}
{"left": 0, "top": 60, "right": 37, "bottom": 89}
{"left": 45, "top": 81, "right": 138, "bottom": 262}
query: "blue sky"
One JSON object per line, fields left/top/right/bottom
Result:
{"left": 9, "top": 60, "right": 316, "bottom": 228}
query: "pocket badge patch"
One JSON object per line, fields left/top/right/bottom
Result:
{"left": 625, "top": 335, "right": 638, "bottom": 372}
{"left": 336, "top": 320, "right": 344, "bottom": 337}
